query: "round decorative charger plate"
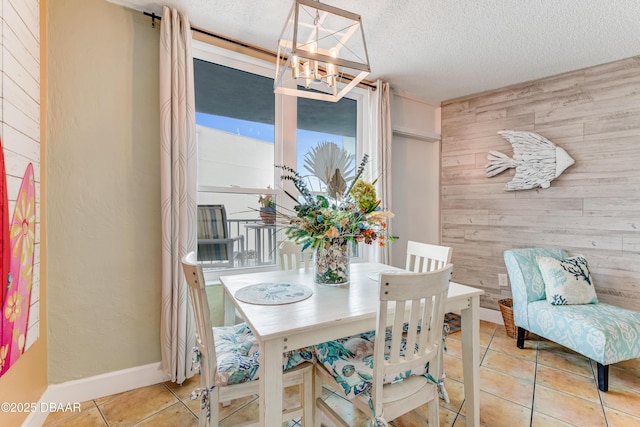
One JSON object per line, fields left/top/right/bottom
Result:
{"left": 234, "top": 283, "right": 313, "bottom": 305}
{"left": 367, "top": 270, "right": 407, "bottom": 281}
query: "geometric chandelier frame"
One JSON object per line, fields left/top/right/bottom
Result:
{"left": 274, "top": 0, "right": 370, "bottom": 102}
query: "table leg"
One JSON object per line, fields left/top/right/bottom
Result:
{"left": 223, "top": 289, "right": 236, "bottom": 326}
{"left": 267, "top": 228, "right": 275, "bottom": 263}
{"left": 460, "top": 295, "right": 480, "bottom": 427}
{"left": 256, "top": 229, "right": 263, "bottom": 264}
{"left": 260, "top": 338, "right": 284, "bottom": 426}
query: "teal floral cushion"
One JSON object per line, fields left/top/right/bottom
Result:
{"left": 537, "top": 255, "right": 598, "bottom": 305}
{"left": 283, "top": 346, "right": 316, "bottom": 370}
{"left": 213, "top": 323, "right": 315, "bottom": 386}
{"left": 314, "top": 330, "right": 430, "bottom": 400}
{"left": 213, "top": 323, "right": 260, "bottom": 386}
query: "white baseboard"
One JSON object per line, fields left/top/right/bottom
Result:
{"left": 480, "top": 307, "right": 504, "bottom": 325}
{"left": 448, "top": 307, "right": 504, "bottom": 325}
{"left": 24, "top": 362, "right": 169, "bottom": 427}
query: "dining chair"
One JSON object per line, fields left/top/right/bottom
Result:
{"left": 405, "top": 240, "right": 452, "bottom": 272}
{"left": 405, "top": 240, "right": 454, "bottom": 382}
{"left": 181, "top": 252, "right": 314, "bottom": 426}
{"left": 197, "top": 205, "right": 245, "bottom": 268}
{"left": 278, "top": 240, "right": 312, "bottom": 271}
{"left": 314, "top": 265, "right": 453, "bottom": 427}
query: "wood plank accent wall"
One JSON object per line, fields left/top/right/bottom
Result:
{"left": 440, "top": 56, "right": 640, "bottom": 311}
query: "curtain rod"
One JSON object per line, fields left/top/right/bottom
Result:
{"left": 144, "top": 11, "right": 377, "bottom": 90}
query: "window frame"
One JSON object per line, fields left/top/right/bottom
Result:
{"left": 191, "top": 39, "right": 371, "bottom": 282}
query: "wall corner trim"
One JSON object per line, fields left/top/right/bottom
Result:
{"left": 392, "top": 90, "right": 441, "bottom": 107}
{"left": 22, "top": 363, "right": 169, "bottom": 426}
{"left": 392, "top": 125, "right": 441, "bottom": 142}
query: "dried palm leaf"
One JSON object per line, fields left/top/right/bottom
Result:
{"left": 327, "top": 168, "right": 347, "bottom": 199}
{"left": 303, "top": 141, "right": 355, "bottom": 191}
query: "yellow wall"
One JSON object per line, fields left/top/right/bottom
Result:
{"left": 0, "top": 2, "right": 49, "bottom": 425}
{"left": 47, "top": 0, "right": 162, "bottom": 383}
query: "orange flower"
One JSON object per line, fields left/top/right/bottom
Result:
{"left": 326, "top": 226, "right": 339, "bottom": 239}
{"left": 4, "top": 292, "right": 22, "bottom": 323}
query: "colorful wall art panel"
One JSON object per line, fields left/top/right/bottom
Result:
{"left": 0, "top": 160, "right": 36, "bottom": 376}
{"left": 0, "top": 0, "right": 42, "bottom": 378}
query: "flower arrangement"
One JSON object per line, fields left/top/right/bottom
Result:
{"left": 258, "top": 189, "right": 277, "bottom": 224}
{"left": 276, "top": 141, "right": 394, "bottom": 253}
{"left": 258, "top": 194, "right": 276, "bottom": 208}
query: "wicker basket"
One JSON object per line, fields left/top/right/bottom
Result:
{"left": 498, "top": 298, "right": 529, "bottom": 340}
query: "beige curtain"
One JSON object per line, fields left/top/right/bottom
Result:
{"left": 366, "top": 80, "right": 393, "bottom": 264}
{"left": 159, "top": 5, "right": 197, "bottom": 384}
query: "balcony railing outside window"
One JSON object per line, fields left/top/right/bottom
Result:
{"left": 196, "top": 190, "right": 280, "bottom": 272}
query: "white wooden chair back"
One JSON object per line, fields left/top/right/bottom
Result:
{"left": 181, "top": 252, "right": 218, "bottom": 425}
{"left": 372, "top": 264, "right": 453, "bottom": 421}
{"left": 405, "top": 240, "right": 452, "bottom": 272}
{"left": 278, "top": 240, "right": 311, "bottom": 271}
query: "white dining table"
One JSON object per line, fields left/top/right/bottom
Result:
{"left": 220, "top": 262, "right": 484, "bottom": 427}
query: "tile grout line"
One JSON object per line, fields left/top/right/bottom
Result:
{"left": 450, "top": 322, "right": 497, "bottom": 426}
{"left": 461, "top": 323, "right": 495, "bottom": 424}
{"left": 161, "top": 381, "right": 200, "bottom": 421}
{"left": 219, "top": 394, "right": 260, "bottom": 423}
{"left": 93, "top": 398, "right": 111, "bottom": 427}
{"left": 529, "top": 336, "right": 539, "bottom": 427}
{"left": 532, "top": 340, "right": 611, "bottom": 427}
{"left": 444, "top": 326, "right": 464, "bottom": 426}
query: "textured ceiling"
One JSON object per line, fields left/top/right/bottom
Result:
{"left": 106, "top": 0, "right": 640, "bottom": 102}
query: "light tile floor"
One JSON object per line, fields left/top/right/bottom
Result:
{"left": 43, "top": 321, "right": 640, "bottom": 426}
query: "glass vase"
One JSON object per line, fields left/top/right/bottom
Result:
{"left": 314, "top": 237, "right": 350, "bottom": 286}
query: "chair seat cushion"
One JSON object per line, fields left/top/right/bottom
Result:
{"left": 213, "top": 323, "right": 315, "bottom": 387}
{"left": 214, "top": 323, "right": 260, "bottom": 386}
{"left": 527, "top": 301, "right": 640, "bottom": 365}
{"left": 314, "top": 330, "right": 429, "bottom": 400}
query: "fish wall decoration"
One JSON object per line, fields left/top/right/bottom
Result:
{"left": 486, "top": 130, "right": 575, "bottom": 191}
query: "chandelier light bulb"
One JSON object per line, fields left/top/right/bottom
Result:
{"left": 292, "top": 55, "right": 300, "bottom": 79}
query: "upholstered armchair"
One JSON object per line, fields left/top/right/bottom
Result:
{"left": 504, "top": 247, "right": 640, "bottom": 392}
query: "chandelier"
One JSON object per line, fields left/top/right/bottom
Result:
{"left": 274, "top": 0, "right": 370, "bottom": 102}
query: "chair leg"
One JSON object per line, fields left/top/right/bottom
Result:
{"left": 207, "top": 392, "right": 219, "bottom": 427}
{"left": 427, "top": 396, "right": 439, "bottom": 427}
{"left": 302, "top": 366, "right": 314, "bottom": 426}
{"left": 597, "top": 363, "right": 609, "bottom": 392}
{"left": 313, "top": 366, "right": 323, "bottom": 427}
{"left": 516, "top": 327, "right": 526, "bottom": 349}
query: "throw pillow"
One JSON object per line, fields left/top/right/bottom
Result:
{"left": 537, "top": 255, "right": 598, "bottom": 305}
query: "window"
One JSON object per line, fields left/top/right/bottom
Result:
{"left": 194, "top": 59, "right": 275, "bottom": 190}
{"left": 297, "top": 95, "right": 357, "bottom": 191}
{"left": 192, "top": 40, "right": 367, "bottom": 279}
